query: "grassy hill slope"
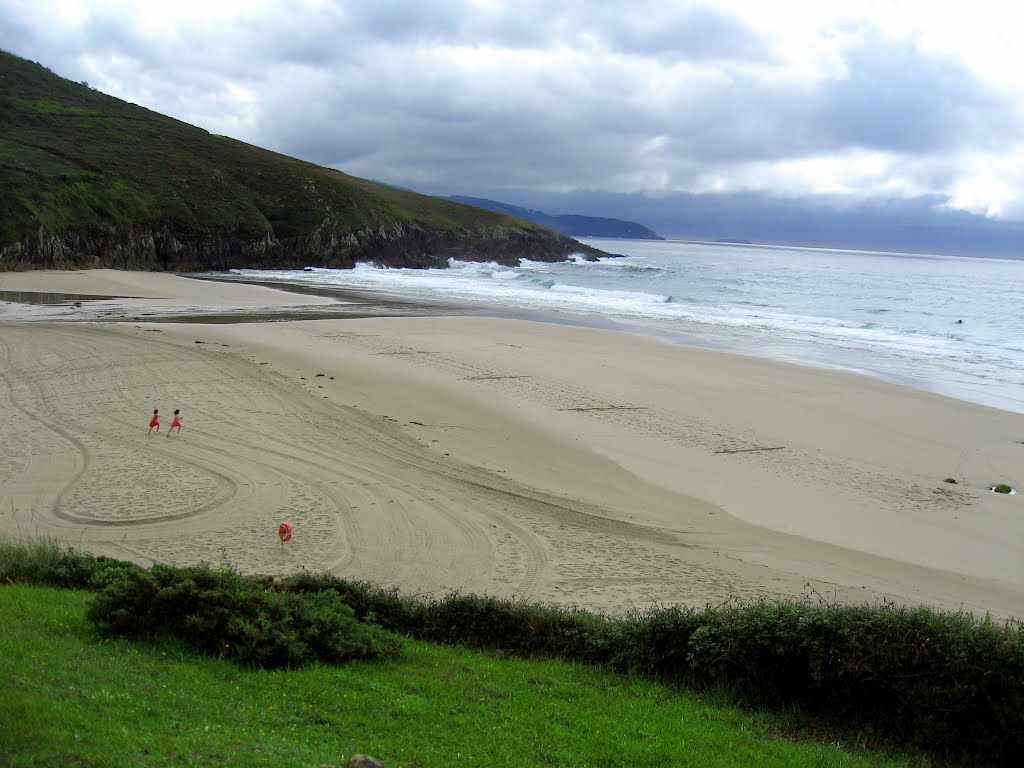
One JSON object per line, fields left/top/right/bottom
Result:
{"left": 0, "top": 585, "right": 921, "bottom": 767}
{"left": 0, "top": 51, "right": 604, "bottom": 271}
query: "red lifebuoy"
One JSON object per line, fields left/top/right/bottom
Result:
{"left": 278, "top": 522, "right": 293, "bottom": 543}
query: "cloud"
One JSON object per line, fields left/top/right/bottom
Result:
{"left": 2, "top": 0, "right": 1022, "bottom": 222}
{"left": 813, "top": 33, "right": 1016, "bottom": 154}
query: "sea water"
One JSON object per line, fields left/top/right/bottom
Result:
{"left": 232, "top": 238, "right": 1024, "bottom": 415}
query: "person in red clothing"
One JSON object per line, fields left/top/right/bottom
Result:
{"left": 148, "top": 409, "right": 160, "bottom": 434}
{"left": 167, "top": 409, "right": 183, "bottom": 436}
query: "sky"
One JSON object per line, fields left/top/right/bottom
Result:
{"left": 3, "top": 0, "right": 1023, "bottom": 250}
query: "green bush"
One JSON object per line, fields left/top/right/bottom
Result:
{"left": 614, "top": 602, "right": 1024, "bottom": 763}
{"left": 0, "top": 538, "right": 144, "bottom": 590}
{"left": 278, "top": 571, "right": 424, "bottom": 631}
{"left": 607, "top": 606, "right": 704, "bottom": 682}
{"left": 280, "top": 576, "right": 613, "bottom": 662}
{"left": 86, "top": 564, "right": 403, "bottom": 669}
{"left": 418, "top": 593, "right": 613, "bottom": 660}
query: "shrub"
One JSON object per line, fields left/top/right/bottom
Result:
{"left": 280, "top": 577, "right": 614, "bottom": 662}
{"left": 418, "top": 593, "right": 613, "bottom": 661}
{"left": 278, "top": 571, "right": 424, "bottom": 631}
{"left": 0, "top": 537, "right": 143, "bottom": 590}
{"left": 606, "top": 606, "right": 703, "bottom": 682}
{"left": 992, "top": 484, "right": 1014, "bottom": 494}
{"left": 635, "top": 602, "right": 1024, "bottom": 763}
{"left": 87, "top": 564, "right": 403, "bottom": 669}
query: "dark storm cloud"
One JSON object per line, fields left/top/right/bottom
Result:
{"left": 261, "top": 29, "right": 1011, "bottom": 203}
{"left": 4, "top": 2, "right": 1011, "bottom": 167}
{"left": 1, "top": 0, "right": 1020, "bottom": 227}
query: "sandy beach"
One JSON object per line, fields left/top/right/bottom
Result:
{"left": 2, "top": 269, "right": 1023, "bottom": 618}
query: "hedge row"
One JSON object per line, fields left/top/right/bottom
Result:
{"left": 280, "top": 571, "right": 1023, "bottom": 764}
{"left": 2, "top": 540, "right": 1021, "bottom": 765}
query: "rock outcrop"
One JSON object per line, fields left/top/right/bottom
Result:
{"left": 0, "top": 219, "right": 606, "bottom": 273}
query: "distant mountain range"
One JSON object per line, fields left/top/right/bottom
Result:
{"left": 447, "top": 197, "right": 663, "bottom": 240}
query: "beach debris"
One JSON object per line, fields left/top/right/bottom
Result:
{"left": 989, "top": 484, "right": 1016, "bottom": 495}
{"left": 943, "top": 478, "right": 957, "bottom": 484}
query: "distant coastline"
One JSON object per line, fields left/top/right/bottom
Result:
{"left": 448, "top": 196, "right": 663, "bottom": 240}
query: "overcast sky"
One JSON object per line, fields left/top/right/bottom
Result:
{"left": 3, "top": 0, "right": 1023, "bottom": 239}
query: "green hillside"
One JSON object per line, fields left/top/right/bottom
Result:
{"left": 0, "top": 51, "right": 604, "bottom": 271}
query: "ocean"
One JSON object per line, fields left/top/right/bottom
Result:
{"left": 233, "top": 238, "right": 1024, "bottom": 415}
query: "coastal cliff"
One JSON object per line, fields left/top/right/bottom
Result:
{"left": 0, "top": 51, "right": 607, "bottom": 272}
{"left": 0, "top": 218, "right": 598, "bottom": 272}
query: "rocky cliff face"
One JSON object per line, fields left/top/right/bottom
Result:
{"left": 0, "top": 219, "right": 607, "bottom": 272}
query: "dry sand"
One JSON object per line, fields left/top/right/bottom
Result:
{"left": 2, "top": 269, "right": 1023, "bottom": 618}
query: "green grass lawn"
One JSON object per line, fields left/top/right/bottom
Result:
{"left": 0, "top": 585, "right": 926, "bottom": 768}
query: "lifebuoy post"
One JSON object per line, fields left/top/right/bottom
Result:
{"left": 278, "top": 522, "right": 293, "bottom": 551}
